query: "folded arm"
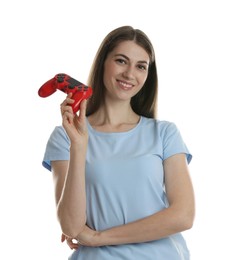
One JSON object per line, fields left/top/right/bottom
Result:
{"left": 77, "top": 153, "right": 195, "bottom": 247}
{"left": 52, "top": 98, "right": 88, "bottom": 239}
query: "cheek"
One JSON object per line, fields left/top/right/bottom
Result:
{"left": 103, "top": 62, "right": 119, "bottom": 87}
{"left": 105, "top": 61, "right": 119, "bottom": 76}
{"left": 103, "top": 62, "right": 112, "bottom": 81}
{"left": 138, "top": 74, "right": 148, "bottom": 88}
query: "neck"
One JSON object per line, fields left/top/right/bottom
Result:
{"left": 88, "top": 100, "right": 140, "bottom": 128}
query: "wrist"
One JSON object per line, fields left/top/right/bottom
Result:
{"left": 70, "top": 142, "right": 88, "bottom": 154}
{"left": 96, "top": 230, "right": 111, "bottom": 247}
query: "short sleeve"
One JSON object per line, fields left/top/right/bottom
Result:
{"left": 42, "top": 126, "right": 70, "bottom": 171}
{"left": 162, "top": 122, "right": 192, "bottom": 164}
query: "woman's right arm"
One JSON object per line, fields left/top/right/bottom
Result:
{"left": 51, "top": 96, "right": 88, "bottom": 239}
{"left": 55, "top": 145, "right": 87, "bottom": 238}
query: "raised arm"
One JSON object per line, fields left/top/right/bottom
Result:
{"left": 52, "top": 96, "right": 88, "bottom": 239}
{"left": 76, "top": 153, "right": 195, "bottom": 247}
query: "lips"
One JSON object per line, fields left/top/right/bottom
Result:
{"left": 117, "top": 80, "right": 134, "bottom": 90}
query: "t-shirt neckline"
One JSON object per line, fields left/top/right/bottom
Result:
{"left": 86, "top": 116, "right": 143, "bottom": 136}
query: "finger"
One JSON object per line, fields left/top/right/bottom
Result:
{"left": 66, "top": 239, "right": 80, "bottom": 250}
{"left": 67, "top": 92, "right": 73, "bottom": 98}
{"left": 60, "top": 92, "right": 75, "bottom": 106}
{"left": 61, "top": 234, "right": 66, "bottom": 243}
{"left": 79, "top": 99, "right": 87, "bottom": 121}
{"left": 70, "top": 244, "right": 80, "bottom": 250}
{"left": 61, "top": 105, "right": 73, "bottom": 116}
{"left": 62, "top": 110, "right": 75, "bottom": 126}
{"left": 70, "top": 242, "right": 80, "bottom": 249}
{"left": 60, "top": 98, "right": 75, "bottom": 109}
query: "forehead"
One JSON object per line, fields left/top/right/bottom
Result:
{"left": 110, "top": 40, "right": 150, "bottom": 62}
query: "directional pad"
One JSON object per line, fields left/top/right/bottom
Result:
{"left": 57, "top": 74, "right": 65, "bottom": 83}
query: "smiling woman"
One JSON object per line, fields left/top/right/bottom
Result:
{"left": 86, "top": 26, "right": 158, "bottom": 119}
{"left": 41, "top": 26, "right": 195, "bottom": 260}
{"left": 103, "top": 41, "right": 150, "bottom": 100}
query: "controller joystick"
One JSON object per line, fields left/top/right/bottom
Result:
{"left": 38, "top": 73, "right": 93, "bottom": 113}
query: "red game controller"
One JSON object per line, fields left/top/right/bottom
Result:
{"left": 38, "top": 73, "right": 93, "bottom": 113}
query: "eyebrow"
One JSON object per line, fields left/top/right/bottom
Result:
{"left": 114, "top": 54, "right": 149, "bottom": 65}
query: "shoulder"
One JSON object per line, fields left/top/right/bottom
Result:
{"left": 46, "top": 125, "right": 70, "bottom": 149}
{"left": 42, "top": 126, "right": 70, "bottom": 171}
{"left": 141, "top": 117, "right": 178, "bottom": 134}
{"left": 50, "top": 125, "right": 69, "bottom": 140}
{"left": 141, "top": 117, "right": 184, "bottom": 148}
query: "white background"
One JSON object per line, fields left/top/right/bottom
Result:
{"left": 0, "top": 0, "right": 230, "bottom": 259}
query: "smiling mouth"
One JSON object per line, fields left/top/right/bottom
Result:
{"left": 117, "top": 80, "right": 134, "bottom": 90}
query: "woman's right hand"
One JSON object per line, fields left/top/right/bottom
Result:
{"left": 61, "top": 233, "right": 80, "bottom": 251}
{"left": 60, "top": 93, "right": 88, "bottom": 146}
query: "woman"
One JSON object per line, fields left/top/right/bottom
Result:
{"left": 42, "top": 26, "right": 195, "bottom": 259}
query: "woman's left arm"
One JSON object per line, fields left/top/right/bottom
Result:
{"left": 77, "top": 153, "right": 195, "bottom": 247}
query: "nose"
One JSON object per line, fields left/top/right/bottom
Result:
{"left": 122, "top": 65, "right": 135, "bottom": 79}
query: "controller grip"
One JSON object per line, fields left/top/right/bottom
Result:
{"left": 38, "top": 77, "right": 57, "bottom": 97}
{"left": 71, "top": 88, "right": 93, "bottom": 113}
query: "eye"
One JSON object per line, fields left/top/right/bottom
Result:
{"left": 137, "top": 64, "right": 148, "bottom": 71}
{"left": 115, "top": 58, "right": 126, "bottom": 64}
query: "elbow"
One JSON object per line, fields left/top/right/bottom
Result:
{"left": 179, "top": 209, "right": 195, "bottom": 231}
{"left": 172, "top": 199, "right": 195, "bottom": 232}
{"left": 182, "top": 216, "right": 194, "bottom": 231}
{"left": 171, "top": 205, "right": 195, "bottom": 232}
{"left": 57, "top": 207, "right": 86, "bottom": 238}
{"left": 59, "top": 219, "right": 86, "bottom": 238}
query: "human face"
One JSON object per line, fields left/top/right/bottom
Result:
{"left": 103, "top": 40, "right": 150, "bottom": 102}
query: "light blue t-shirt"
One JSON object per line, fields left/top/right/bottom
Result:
{"left": 42, "top": 117, "right": 192, "bottom": 260}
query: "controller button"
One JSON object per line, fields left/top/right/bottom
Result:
{"left": 67, "top": 78, "right": 82, "bottom": 89}
{"left": 68, "top": 84, "right": 75, "bottom": 89}
{"left": 57, "top": 74, "right": 65, "bottom": 83}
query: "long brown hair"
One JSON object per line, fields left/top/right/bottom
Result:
{"left": 86, "top": 26, "right": 158, "bottom": 118}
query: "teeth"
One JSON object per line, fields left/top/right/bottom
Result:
{"left": 119, "top": 81, "right": 133, "bottom": 88}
